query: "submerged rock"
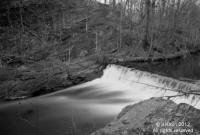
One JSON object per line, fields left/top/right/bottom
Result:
{"left": 91, "top": 98, "right": 200, "bottom": 135}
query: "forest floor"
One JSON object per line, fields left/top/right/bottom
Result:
{"left": 0, "top": 0, "right": 200, "bottom": 100}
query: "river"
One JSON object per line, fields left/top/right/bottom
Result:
{"left": 1, "top": 56, "right": 200, "bottom": 135}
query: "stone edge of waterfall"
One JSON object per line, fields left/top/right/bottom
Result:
{"left": 91, "top": 97, "right": 200, "bottom": 135}
{"left": 103, "top": 64, "right": 200, "bottom": 93}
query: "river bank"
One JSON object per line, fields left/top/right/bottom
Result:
{"left": 0, "top": 55, "right": 105, "bottom": 100}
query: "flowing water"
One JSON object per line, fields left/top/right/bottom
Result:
{"left": 1, "top": 59, "right": 200, "bottom": 135}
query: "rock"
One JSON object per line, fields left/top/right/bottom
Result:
{"left": 121, "top": 118, "right": 130, "bottom": 125}
{"left": 91, "top": 98, "right": 200, "bottom": 135}
{"left": 79, "top": 50, "right": 88, "bottom": 57}
{"left": 17, "top": 65, "right": 27, "bottom": 71}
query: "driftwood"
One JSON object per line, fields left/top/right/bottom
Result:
{"left": 109, "top": 49, "right": 200, "bottom": 63}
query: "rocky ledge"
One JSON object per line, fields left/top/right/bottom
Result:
{"left": 91, "top": 98, "right": 200, "bottom": 135}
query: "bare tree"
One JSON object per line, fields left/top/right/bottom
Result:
{"left": 119, "top": 0, "right": 123, "bottom": 49}
{"left": 95, "top": 31, "right": 98, "bottom": 53}
{"left": 67, "top": 45, "right": 74, "bottom": 65}
{"left": 113, "top": 0, "right": 116, "bottom": 8}
{"left": 104, "top": 0, "right": 107, "bottom": 4}
{"left": 19, "top": 0, "right": 24, "bottom": 32}
{"left": 142, "top": 0, "right": 151, "bottom": 49}
{"left": 18, "top": 0, "right": 24, "bottom": 54}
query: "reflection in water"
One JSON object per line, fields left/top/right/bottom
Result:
{"left": 123, "top": 54, "right": 200, "bottom": 79}
{"left": 0, "top": 64, "right": 200, "bottom": 135}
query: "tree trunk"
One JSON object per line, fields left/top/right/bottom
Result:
{"left": 95, "top": 31, "right": 98, "bottom": 53}
{"left": 142, "top": 0, "right": 150, "bottom": 50}
{"left": 6, "top": 6, "right": 12, "bottom": 27}
{"left": 151, "top": 0, "right": 156, "bottom": 16}
{"left": 112, "top": 0, "right": 116, "bottom": 8}
{"left": 174, "top": 0, "right": 181, "bottom": 30}
{"left": 19, "top": 0, "right": 24, "bottom": 54}
{"left": 19, "top": 0, "right": 24, "bottom": 32}
{"left": 119, "top": 0, "right": 123, "bottom": 49}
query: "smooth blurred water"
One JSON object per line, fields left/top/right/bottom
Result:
{"left": 0, "top": 79, "right": 137, "bottom": 135}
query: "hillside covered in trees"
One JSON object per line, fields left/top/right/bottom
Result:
{"left": 1, "top": 0, "right": 200, "bottom": 99}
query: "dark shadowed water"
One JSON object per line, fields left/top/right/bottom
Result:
{"left": 122, "top": 54, "right": 200, "bottom": 80}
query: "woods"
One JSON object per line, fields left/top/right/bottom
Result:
{"left": 112, "top": 0, "right": 200, "bottom": 55}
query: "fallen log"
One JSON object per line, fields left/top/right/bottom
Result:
{"left": 109, "top": 49, "right": 200, "bottom": 63}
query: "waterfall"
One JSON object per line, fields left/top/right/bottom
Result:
{"left": 100, "top": 64, "right": 200, "bottom": 109}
